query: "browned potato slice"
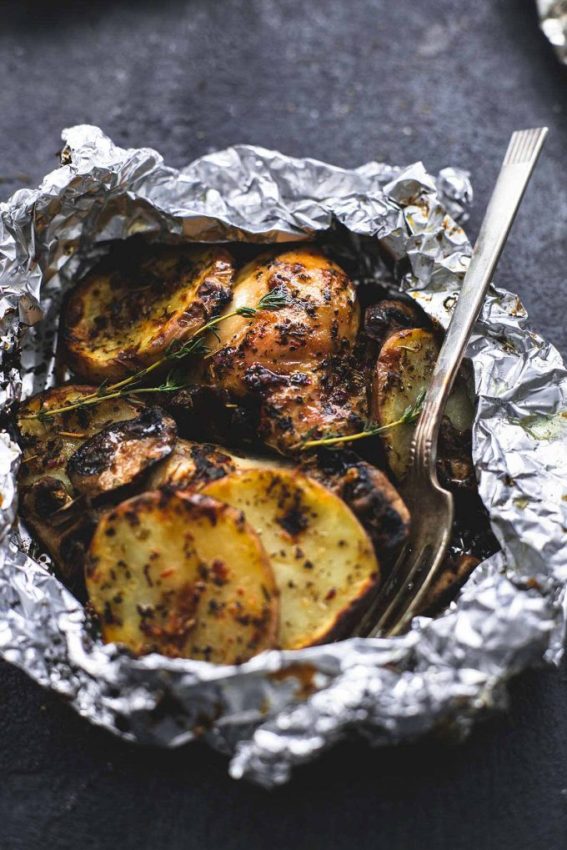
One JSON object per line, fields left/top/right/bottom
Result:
{"left": 372, "top": 328, "right": 473, "bottom": 481}
{"left": 62, "top": 245, "right": 235, "bottom": 383}
{"left": 86, "top": 491, "right": 278, "bottom": 663}
{"left": 67, "top": 407, "right": 176, "bottom": 499}
{"left": 202, "top": 468, "right": 379, "bottom": 650}
{"left": 150, "top": 440, "right": 407, "bottom": 571}
{"left": 303, "top": 449, "right": 410, "bottom": 571}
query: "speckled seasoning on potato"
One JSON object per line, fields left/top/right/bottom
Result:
{"left": 372, "top": 327, "right": 473, "bottom": 482}
{"left": 202, "top": 468, "right": 380, "bottom": 649}
{"left": 86, "top": 490, "right": 278, "bottom": 663}
{"left": 62, "top": 245, "right": 235, "bottom": 383}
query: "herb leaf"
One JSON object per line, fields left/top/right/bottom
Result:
{"left": 300, "top": 387, "right": 427, "bottom": 450}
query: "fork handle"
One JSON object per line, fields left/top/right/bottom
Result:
{"left": 412, "top": 128, "right": 548, "bottom": 478}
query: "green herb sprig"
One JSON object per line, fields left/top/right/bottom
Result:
{"left": 300, "top": 388, "right": 427, "bottom": 450}
{"left": 22, "top": 290, "right": 291, "bottom": 423}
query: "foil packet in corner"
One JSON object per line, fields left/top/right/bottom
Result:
{"left": 537, "top": 0, "right": 567, "bottom": 62}
{"left": 0, "top": 124, "right": 566, "bottom": 788}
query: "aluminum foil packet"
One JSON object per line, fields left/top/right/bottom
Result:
{"left": 0, "top": 125, "right": 566, "bottom": 788}
{"left": 538, "top": 0, "right": 567, "bottom": 62}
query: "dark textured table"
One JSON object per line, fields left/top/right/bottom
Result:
{"left": 1, "top": 1, "right": 566, "bottom": 848}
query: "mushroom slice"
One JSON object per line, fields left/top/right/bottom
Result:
{"left": 147, "top": 439, "right": 237, "bottom": 492}
{"left": 66, "top": 407, "right": 177, "bottom": 499}
{"left": 17, "top": 385, "right": 144, "bottom": 590}
{"left": 202, "top": 468, "right": 379, "bottom": 650}
{"left": 17, "top": 385, "right": 142, "bottom": 494}
{"left": 86, "top": 490, "right": 278, "bottom": 663}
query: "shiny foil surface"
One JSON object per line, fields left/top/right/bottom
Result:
{"left": 538, "top": 0, "right": 567, "bottom": 61}
{"left": 0, "top": 126, "right": 565, "bottom": 787}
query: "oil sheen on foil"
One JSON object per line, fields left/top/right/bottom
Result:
{"left": 0, "top": 126, "right": 566, "bottom": 788}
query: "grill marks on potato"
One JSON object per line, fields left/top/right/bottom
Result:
{"left": 86, "top": 491, "right": 278, "bottom": 663}
{"left": 62, "top": 245, "right": 236, "bottom": 382}
{"left": 202, "top": 468, "right": 379, "bottom": 650}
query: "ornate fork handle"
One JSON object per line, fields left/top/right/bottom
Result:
{"left": 359, "top": 128, "right": 549, "bottom": 640}
{"left": 411, "top": 127, "right": 549, "bottom": 481}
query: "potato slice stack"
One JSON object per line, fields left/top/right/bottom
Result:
{"left": 86, "top": 465, "right": 380, "bottom": 661}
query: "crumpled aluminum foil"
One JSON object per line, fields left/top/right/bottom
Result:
{"left": 537, "top": 0, "right": 567, "bottom": 62}
{"left": 0, "top": 125, "right": 566, "bottom": 788}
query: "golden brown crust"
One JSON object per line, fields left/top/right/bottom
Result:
{"left": 62, "top": 245, "right": 235, "bottom": 383}
{"left": 206, "top": 247, "right": 365, "bottom": 452}
{"left": 202, "top": 467, "right": 379, "bottom": 650}
{"left": 86, "top": 490, "right": 278, "bottom": 663}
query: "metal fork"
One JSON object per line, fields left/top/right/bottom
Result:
{"left": 360, "top": 127, "right": 548, "bottom": 639}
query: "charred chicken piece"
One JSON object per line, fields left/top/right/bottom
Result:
{"left": 62, "top": 244, "right": 235, "bottom": 383}
{"left": 66, "top": 407, "right": 177, "bottom": 499}
{"left": 164, "top": 384, "right": 261, "bottom": 447}
{"left": 206, "top": 247, "right": 367, "bottom": 453}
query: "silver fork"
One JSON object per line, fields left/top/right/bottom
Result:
{"left": 361, "top": 127, "right": 548, "bottom": 639}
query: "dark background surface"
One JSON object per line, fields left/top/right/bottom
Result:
{"left": 1, "top": 1, "right": 566, "bottom": 848}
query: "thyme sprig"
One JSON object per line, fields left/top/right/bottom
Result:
{"left": 300, "top": 388, "right": 427, "bottom": 450}
{"left": 22, "top": 292, "right": 289, "bottom": 423}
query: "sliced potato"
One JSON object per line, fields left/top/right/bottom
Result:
{"left": 86, "top": 490, "right": 278, "bottom": 663}
{"left": 67, "top": 407, "right": 177, "bottom": 499}
{"left": 372, "top": 328, "right": 473, "bottom": 481}
{"left": 202, "top": 468, "right": 379, "bottom": 650}
{"left": 303, "top": 449, "right": 410, "bottom": 570}
{"left": 62, "top": 245, "right": 235, "bottom": 383}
